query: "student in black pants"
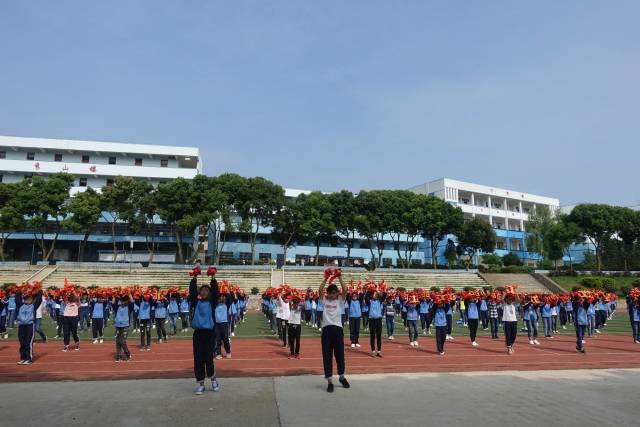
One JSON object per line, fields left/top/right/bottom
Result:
{"left": 502, "top": 294, "right": 519, "bottom": 355}
{"left": 62, "top": 294, "right": 80, "bottom": 352}
{"left": 365, "top": 290, "right": 385, "bottom": 357}
{"left": 430, "top": 300, "right": 450, "bottom": 355}
{"left": 319, "top": 268, "right": 350, "bottom": 393}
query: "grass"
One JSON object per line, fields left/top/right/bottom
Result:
{"left": 3, "top": 309, "right": 633, "bottom": 342}
{"left": 551, "top": 275, "right": 640, "bottom": 292}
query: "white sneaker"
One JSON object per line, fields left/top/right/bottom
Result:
{"left": 318, "top": 327, "right": 322, "bottom": 331}
{"left": 99, "top": 339, "right": 103, "bottom": 344}
{"left": 439, "top": 352, "right": 445, "bottom": 356}
{"left": 389, "top": 336, "right": 394, "bottom": 340}
{"left": 534, "top": 339, "right": 540, "bottom": 345}
{"left": 582, "top": 339, "right": 586, "bottom": 344}
{"left": 231, "top": 332, "right": 235, "bottom": 337}
{"left": 471, "top": 341, "right": 478, "bottom": 347}
{"left": 414, "top": 341, "right": 419, "bottom": 347}
{"left": 562, "top": 325, "right": 567, "bottom": 330}
{"left": 215, "top": 355, "right": 222, "bottom": 360}
{"left": 409, "top": 341, "right": 415, "bottom": 347}
{"left": 92, "top": 339, "right": 98, "bottom": 344}
{"left": 226, "top": 354, "right": 231, "bottom": 359}
{"left": 529, "top": 340, "right": 535, "bottom": 345}
{"left": 355, "top": 344, "right": 361, "bottom": 348}
{"left": 351, "top": 344, "right": 356, "bottom": 348}
{"left": 595, "top": 329, "right": 601, "bottom": 334}
{"left": 194, "top": 384, "right": 206, "bottom": 395}
{"left": 211, "top": 378, "right": 220, "bottom": 392}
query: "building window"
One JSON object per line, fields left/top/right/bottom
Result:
{"left": 160, "top": 159, "right": 168, "bottom": 168}
{"left": 106, "top": 179, "right": 115, "bottom": 187}
{"left": 79, "top": 178, "right": 88, "bottom": 187}
{"left": 134, "top": 158, "right": 143, "bottom": 166}
{"left": 81, "top": 155, "right": 90, "bottom": 163}
{"left": 0, "top": 151, "right": 5, "bottom": 159}
{"left": 26, "top": 152, "right": 35, "bottom": 160}
{"left": 54, "top": 153, "right": 63, "bottom": 162}
{"left": 496, "top": 242, "right": 505, "bottom": 249}
{"left": 108, "top": 156, "right": 117, "bottom": 165}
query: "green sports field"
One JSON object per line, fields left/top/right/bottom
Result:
{"left": 3, "top": 309, "right": 634, "bottom": 342}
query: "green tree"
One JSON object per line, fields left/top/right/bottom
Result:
{"left": 101, "top": 176, "right": 144, "bottom": 262}
{"left": 328, "top": 190, "right": 359, "bottom": 266}
{"left": 272, "top": 198, "right": 304, "bottom": 265}
{"left": 567, "top": 204, "right": 617, "bottom": 271}
{"left": 155, "top": 176, "right": 226, "bottom": 264}
{"left": 456, "top": 217, "right": 496, "bottom": 268}
{"left": 481, "top": 253, "right": 503, "bottom": 268}
{"left": 525, "top": 206, "right": 555, "bottom": 261}
{"left": 547, "top": 218, "right": 582, "bottom": 271}
{"left": 0, "top": 182, "right": 27, "bottom": 262}
{"left": 501, "top": 252, "right": 522, "bottom": 267}
{"left": 297, "top": 192, "right": 335, "bottom": 266}
{"left": 444, "top": 239, "right": 458, "bottom": 268}
{"left": 210, "top": 173, "right": 247, "bottom": 264}
{"left": 613, "top": 207, "right": 640, "bottom": 272}
{"left": 62, "top": 188, "right": 103, "bottom": 262}
{"left": 20, "top": 173, "right": 74, "bottom": 261}
{"left": 127, "top": 181, "right": 158, "bottom": 263}
{"left": 354, "top": 190, "right": 389, "bottom": 266}
{"left": 235, "top": 177, "right": 285, "bottom": 265}
{"left": 420, "top": 196, "right": 464, "bottom": 269}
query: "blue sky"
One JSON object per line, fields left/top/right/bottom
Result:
{"left": 1, "top": 1, "right": 638, "bottom": 206}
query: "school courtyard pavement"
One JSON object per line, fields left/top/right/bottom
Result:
{"left": 1, "top": 369, "right": 639, "bottom": 427}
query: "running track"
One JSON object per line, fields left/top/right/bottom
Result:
{"left": 1, "top": 334, "right": 639, "bottom": 382}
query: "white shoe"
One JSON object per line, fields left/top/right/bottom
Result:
{"left": 534, "top": 339, "right": 540, "bottom": 345}
{"left": 215, "top": 355, "right": 222, "bottom": 360}
{"left": 471, "top": 341, "right": 478, "bottom": 347}
{"left": 318, "top": 327, "right": 322, "bottom": 331}
{"left": 529, "top": 340, "right": 535, "bottom": 345}
{"left": 409, "top": 341, "right": 415, "bottom": 347}
{"left": 226, "top": 354, "right": 231, "bottom": 359}
{"left": 582, "top": 339, "right": 586, "bottom": 344}
{"left": 562, "top": 325, "right": 567, "bottom": 330}
{"left": 211, "top": 378, "right": 220, "bottom": 392}
{"left": 99, "top": 339, "right": 103, "bottom": 344}
{"left": 355, "top": 344, "right": 361, "bottom": 348}
{"left": 595, "top": 329, "right": 601, "bottom": 334}
{"left": 92, "top": 339, "right": 98, "bottom": 344}
{"left": 439, "top": 352, "right": 445, "bottom": 356}
{"left": 231, "top": 332, "right": 235, "bottom": 337}
{"left": 389, "top": 336, "right": 394, "bottom": 340}
{"left": 351, "top": 344, "right": 356, "bottom": 348}
{"left": 194, "top": 384, "right": 206, "bottom": 395}
{"left": 414, "top": 341, "right": 419, "bottom": 347}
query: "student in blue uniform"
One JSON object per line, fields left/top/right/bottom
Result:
{"left": 179, "top": 295, "right": 190, "bottom": 332}
{"left": 7, "top": 292, "right": 17, "bottom": 329}
{"left": 315, "top": 296, "right": 324, "bottom": 331}
{"left": 384, "top": 296, "right": 395, "bottom": 340}
{"left": 190, "top": 271, "right": 221, "bottom": 395}
{"left": 406, "top": 299, "right": 419, "bottom": 347}
{"left": 0, "top": 294, "right": 8, "bottom": 339}
{"left": 465, "top": 296, "right": 481, "bottom": 347}
{"left": 214, "top": 290, "right": 234, "bottom": 359}
{"left": 137, "top": 294, "right": 154, "bottom": 351}
{"left": 522, "top": 298, "right": 539, "bottom": 346}
{"left": 430, "top": 299, "right": 451, "bottom": 355}
{"left": 112, "top": 292, "right": 134, "bottom": 362}
{"left": 168, "top": 294, "right": 180, "bottom": 336}
{"left": 479, "top": 297, "right": 489, "bottom": 330}
{"left": 630, "top": 297, "right": 640, "bottom": 344}
{"left": 155, "top": 296, "right": 169, "bottom": 343}
{"left": 365, "top": 290, "right": 384, "bottom": 357}
{"left": 346, "top": 292, "right": 362, "bottom": 348}
{"left": 361, "top": 298, "right": 369, "bottom": 332}
{"left": 573, "top": 297, "right": 589, "bottom": 353}
{"left": 541, "top": 300, "right": 553, "bottom": 338}
{"left": 15, "top": 288, "right": 43, "bottom": 364}
{"left": 91, "top": 294, "right": 107, "bottom": 344}
{"left": 419, "top": 298, "right": 430, "bottom": 335}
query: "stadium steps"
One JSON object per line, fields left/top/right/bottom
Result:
{"left": 478, "top": 273, "right": 549, "bottom": 293}
{"left": 42, "top": 268, "right": 271, "bottom": 292}
{"left": 280, "top": 269, "right": 488, "bottom": 291}
{"left": 0, "top": 265, "right": 42, "bottom": 285}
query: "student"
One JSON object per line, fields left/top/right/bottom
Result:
{"left": 34, "top": 295, "right": 47, "bottom": 343}
{"left": 406, "top": 298, "right": 419, "bottom": 347}
{"left": 179, "top": 294, "right": 190, "bottom": 332}
{"left": 573, "top": 296, "right": 589, "bottom": 353}
{"left": 91, "top": 294, "right": 106, "bottom": 344}
{"left": 0, "top": 292, "right": 8, "bottom": 339}
{"left": 541, "top": 300, "right": 553, "bottom": 339}
{"left": 419, "top": 298, "right": 430, "bottom": 335}
{"left": 304, "top": 296, "right": 313, "bottom": 326}
{"left": 276, "top": 293, "right": 291, "bottom": 348}
{"left": 310, "top": 297, "right": 317, "bottom": 327}
{"left": 480, "top": 297, "right": 489, "bottom": 330}
{"left": 189, "top": 269, "right": 221, "bottom": 395}
{"left": 346, "top": 291, "right": 362, "bottom": 348}
{"left": 62, "top": 293, "right": 80, "bottom": 352}
{"left": 269, "top": 297, "right": 278, "bottom": 334}
{"left": 464, "top": 296, "right": 480, "bottom": 347}
{"left": 365, "top": 289, "right": 384, "bottom": 357}
{"left": 558, "top": 299, "right": 568, "bottom": 330}
{"left": 7, "top": 292, "right": 16, "bottom": 329}
{"left": 630, "top": 297, "right": 640, "bottom": 344}
{"left": 430, "top": 299, "right": 450, "bottom": 356}
{"left": 15, "top": 288, "right": 43, "bottom": 364}
{"left": 214, "top": 290, "right": 234, "bottom": 359}
{"left": 319, "top": 269, "right": 351, "bottom": 393}
{"left": 112, "top": 292, "right": 134, "bottom": 362}
{"left": 168, "top": 294, "right": 180, "bottom": 336}
{"left": 587, "top": 300, "right": 597, "bottom": 338}
{"left": 384, "top": 296, "right": 396, "bottom": 340}
{"left": 137, "top": 293, "right": 153, "bottom": 351}
{"left": 315, "top": 296, "right": 324, "bottom": 331}
{"left": 78, "top": 293, "right": 91, "bottom": 332}
{"left": 522, "top": 298, "right": 539, "bottom": 345}
{"left": 155, "top": 296, "right": 168, "bottom": 343}
{"left": 445, "top": 298, "right": 454, "bottom": 341}
{"left": 361, "top": 298, "right": 369, "bottom": 332}
{"left": 551, "top": 302, "right": 559, "bottom": 334}
{"left": 287, "top": 297, "right": 303, "bottom": 359}
{"left": 488, "top": 297, "right": 500, "bottom": 339}
{"left": 595, "top": 297, "right": 607, "bottom": 334}
{"left": 502, "top": 293, "right": 519, "bottom": 355}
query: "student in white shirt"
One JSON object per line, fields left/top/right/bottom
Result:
{"left": 319, "top": 269, "right": 351, "bottom": 393}
{"left": 287, "top": 298, "right": 303, "bottom": 359}
{"left": 277, "top": 294, "right": 291, "bottom": 348}
{"left": 502, "top": 294, "right": 519, "bottom": 355}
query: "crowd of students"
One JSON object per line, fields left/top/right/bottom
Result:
{"left": 3, "top": 266, "right": 640, "bottom": 395}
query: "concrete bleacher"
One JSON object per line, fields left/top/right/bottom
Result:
{"left": 42, "top": 266, "right": 272, "bottom": 292}
{"left": 0, "top": 263, "right": 41, "bottom": 285}
{"left": 281, "top": 268, "right": 488, "bottom": 291}
{"left": 479, "top": 273, "right": 549, "bottom": 293}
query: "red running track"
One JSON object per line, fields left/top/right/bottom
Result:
{"left": 1, "top": 334, "right": 639, "bottom": 382}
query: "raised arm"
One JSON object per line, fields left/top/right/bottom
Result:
{"left": 189, "top": 276, "right": 198, "bottom": 305}
{"left": 337, "top": 275, "right": 348, "bottom": 296}
{"left": 318, "top": 277, "right": 328, "bottom": 296}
